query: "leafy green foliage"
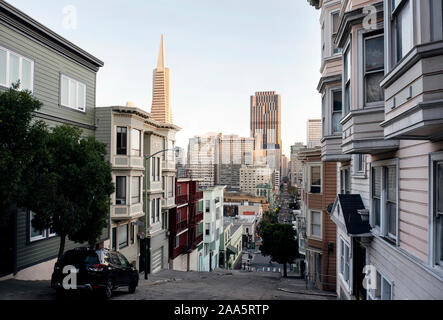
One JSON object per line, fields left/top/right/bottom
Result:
{"left": 20, "top": 125, "right": 114, "bottom": 258}
{"left": 259, "top": 222, "right": 299, "bottom": 277}
{"left": 288, "top": 186, "right": 298, "bottom": 197}
{"left": 0, "top": 83, "right": 44, "bottom": 224}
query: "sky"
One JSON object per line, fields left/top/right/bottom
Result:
{"left": 8, "top": 0, "right": 321, "bottom": 157}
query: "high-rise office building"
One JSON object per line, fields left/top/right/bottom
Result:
{"left": 290, "top": 142, "right": 306, "bottom": 187}
{"left": 250, "top": 91, "right": 282, "bottom": 176}
{"left": 151, "top": 35, "right": 172, "bottom": 124}
{"left": 307, "top": 119, "right": 322, "bottom": 148}
{"left": 187, "top": 133, "right": 219, "bottom": 187}
{"left": 217, "top": 135, "right": 254, "bottom": 191}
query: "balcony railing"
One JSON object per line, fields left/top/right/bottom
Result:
{"left": 193, "top": 233, "right": 203, "bottom": 247}
{"left": 176, "top": 194, "right": 188, "bottom": 206}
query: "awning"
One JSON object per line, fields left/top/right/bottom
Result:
{"left": 226, "top": 244, "right": 238, "bottom": 255}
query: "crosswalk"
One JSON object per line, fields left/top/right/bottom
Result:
{"left": 244, "top": 266, "right": 282, "bottom": 273}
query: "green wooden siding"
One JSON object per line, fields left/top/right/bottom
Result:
{"left": 0, "top": 23, "right": 96, "bottom": 130}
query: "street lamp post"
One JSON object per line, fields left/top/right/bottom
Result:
{"left": 142, "top": 147, "right": 178, "bottom": 280}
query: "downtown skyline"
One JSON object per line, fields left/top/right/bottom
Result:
{"left": 6, "top": 0, "right": 322, "bottom": 156}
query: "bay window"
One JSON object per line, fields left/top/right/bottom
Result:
{"left": 343, "top": 46, "right": 351, "bottom": 115}
{"left": 151, "top": 199, "right": 156, "bottom": 224}
{"left": 131, "top": 129, "right": 141, "bottom": 156}
{"left": 340, "top": 167, "right": 351, "bottom": 195}
{"left": 364, "top": 34, "right": 384, "bottom": 104}
{"left": 116, "top": 127, "right": 127, "bottom": 155}
{"left": 332, "top": 90, "right": 342, "bottom": 134}
{"left": 331, "top": 11, "right": 341, "bottom": 55}
{"left": 391, "top": 0, "right": 413, "bottom": 64}
{"left": 0, "top": 46, "right": 33, "bottom": 91}
{"left": 322, "top": 95, "right": 326, "bottom": 137}
{"left": 131, "top": 176, "right": 140, "bottom": 204}
{"left": 156, "top": 198, "right": 160, "bottom": 222}
{"left": 60, "top": 74, "right": 86, "bottom": 112}
{"left": 115, "top": 176, "right": 126, "bottom": 205}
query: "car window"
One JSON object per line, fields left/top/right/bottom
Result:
{"left": 110, "top": 253, "right": 121, "bottom": 266}
{"left": 117, "top": 253, "right": 130, "bottom": 268}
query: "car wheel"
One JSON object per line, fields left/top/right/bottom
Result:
{"left": 103, "top": 279, "right": 113, "bottom": 299}
{"left": 128, "top": 280, "right": 136, "bottom": 294}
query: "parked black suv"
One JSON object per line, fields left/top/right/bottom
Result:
{"left": 51, "top": 247, "right": 139, "bottom": 299}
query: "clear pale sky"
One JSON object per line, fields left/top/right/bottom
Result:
{"left": 8, "top": 0, "right": 321, "bottom": 156}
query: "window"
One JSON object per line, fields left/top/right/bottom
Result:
{"left": 431, "top": 153, "right": 443, "bottom": 267}
{"left": 310, "top": 211, "right": 321, "bottom": 238}
{"left": 371, "top": 161, "right": 398, "bottom": 241}
{"left": 332, "top": 90, "right": 342, "bottom": 133}
{"left": 156, "top": 198, "right": 160, "bottom": 222}
{"left": 151, "top": 199, "right": 156, "bottom": 224}
{"left": 0, "top": 46, "right": 33, "bottom": 91}
{"left": 343, "top": 46, "right": 351, "bottom": 115}
{"left": 331, "top": 11, "right": 341, "bottom": 54}
{"left": 391, "top": 0, "right": 413, "bottom": 64}
{"left": 174, "top": 235, "right": 179, "bottom": 248}
{"left": 130, "top": 222, "right": 135, "bottom": 244}
{"left": 356, "top": 154, "right": 365, "bottom": 173}
{"left": 115, "top": 176, "right": 126, "bottom": 205}
{"left": 205, "top": 223, "right": 210, "bottom": 236}
{"left": 118, "top": 224, "right": 128, "bottom": 249}
{"left": 131, "top": 129, "right": 141, "bottom": 156}
{"left": 368, "top": 271, "right": 392, "bottom": 300}
{"left": 116, "top": 127, "right": 127, "bottom": 155}
{"left": 372, "top": 167, "right": 382, "bottom": 228}
{"left": 131, "top": 176, "right": 140, "bottom": 204}
{"left": 112, "top": 227, "right": 116, "bottom": 251}
{"left": 168, "top": 176, "right": 174, "bottom": 197}
{"left": 321, "top": 22, "right": 325, "bottom": 60}
{"left": 205, "top": 200, "right": 210, "bottom": 213}
{"left": 310, "top": 166, "right": 321, "bottom": 194}
{"left": 340, "top": 167, "right": 351, "bottom": 194}
{"left": 364, "top": 34, "right": 384, "bottom": 104}
{"left": 339, "top": 238, "right": 350, "bottom": 285}
{"left": 29, "top": 211, "right": 46, "bottom": 242}
{"left": 322, "top": 95, "right": 326, "bottom": 137}
{"left": 60, "top": 74, "right": 86, "bottom": 112}
{"left": 152, "top": 157, "right": 160, "bottom": 181}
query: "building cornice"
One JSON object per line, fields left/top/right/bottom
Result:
{"left": 335, "top": 1, "right": 384, "bottom": 49}
{"left": 317, "top": 73, "right": 342, "bottom": 93}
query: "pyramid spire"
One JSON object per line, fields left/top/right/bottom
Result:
{"left": 157, "top": 34, "right": 165, "bottom": 69}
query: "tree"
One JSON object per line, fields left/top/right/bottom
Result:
{"left": 20, "top": 125, "right": 114, "bottom": 260}
{"left": 0, "top": 83, "right": 45, "bottom": 222}
{"left": 257, "top": 211, "right": 278, "bottom": 235}
{"left": 288, "top": 186, "right": 298, "bottom": 198}
{"left": 259, "top": 222, "right": 299, "bottom": 277}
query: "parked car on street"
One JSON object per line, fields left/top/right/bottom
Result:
{"left": 51, "top": 247, "right": 139, "bottom": 299}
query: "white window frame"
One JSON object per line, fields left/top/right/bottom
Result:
{"left": 115, "top": 176, "right": 127, "bottom": 205}
{"left": 353, "top": 154, "right": 367, "bottom": 178}
{"left": 390, "top": 0, "right": 414, "bottom": 65}
{"left": 130, "top": 128, "right": 141, "bottom": 156}
{"left": 367, "top": 268, "right": 393, "bottom": 300}
{"left": 340, "top": 165, "right": 351, "bottom": 194}
{"left": 0, "top": 45, "right": 34, "bottom": 92}
{"left": 131, "top": 176, "right": 141, "bottom": 204}
{"left": 60, "top": 74, "right": 86, "bottom": 112}
{"left": 29, "top": 211, "right": 55, "bottom": 242}
{"left": 370, "top": 159, "right": 399, "bottom": 244}
{"left": 339, "top": 236, "right": 351, "bottom": 291}
{"left": 330, "top": 9, "right": 342, "bottom": 56}
{"left": 309, "top": 210, "right": 322, "bottom": 240}
{"left": 117, "top": 223, "right": 128, "bottom": 249}
{"left": 308, "top": 163, "right": 322, "bottom": 194}
{"left": 330, "top": 87, "right": 343, "bottom": 135}
{"left": 342, "top": 39, "right": 352, "bottom": 116}
{"left": 430, "top": 151, "right": 443, "bottom": 270}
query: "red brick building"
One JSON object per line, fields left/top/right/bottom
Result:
{"left": 168, "top": 178, "right": 204, "bottom": 271}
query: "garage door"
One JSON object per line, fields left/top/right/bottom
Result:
{"left": 151, "top": 247, "right": 163, "bottom": 274}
